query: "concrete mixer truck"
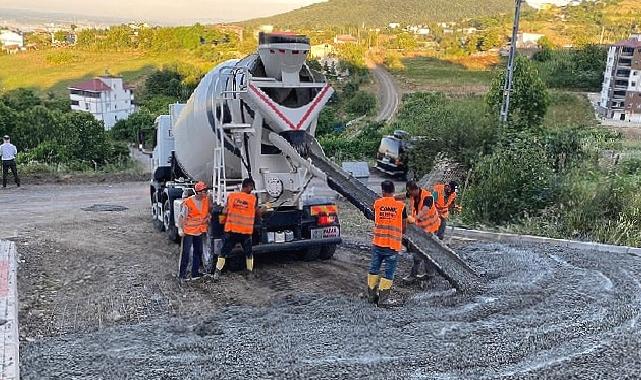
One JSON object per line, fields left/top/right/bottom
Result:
{"left": 148, "top": 32, "right": 341, "bottom": 261}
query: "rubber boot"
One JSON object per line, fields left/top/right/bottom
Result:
{"left": 213, "top": 257, "right": 225, "bottom": 282}
{"left": 377, "top": 278, "right": 397, "bottom": 308}
{"left": 367, "top": 274, "right": 379, "bottom": 304}
{"left": 244, "top": 257, "right": 255, "bottom": 279}
{"left": 402, "top": 254, "right": 421, "bottom": 283}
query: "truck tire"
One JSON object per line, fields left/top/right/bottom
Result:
{"left": 228, "top": 254, "right": 245, "bottom": 271}
{"left": 303, "top": 247, "right": 321, "bottom": 261}
{"left": 163, "top": 200, "right": 180, "bottom": 244}
{"left": 319, "top": 245, "right": 337, "bottom": 260}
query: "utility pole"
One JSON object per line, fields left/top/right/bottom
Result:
{"left": 500, "top": 0, "right": 524, "bottom": 123}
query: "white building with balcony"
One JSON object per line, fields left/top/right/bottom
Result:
{"left": 68, "top": 76, "right": 135, "bottom": 130}
{"left": 599, "top": 35, "right": 641, "bottom": 122}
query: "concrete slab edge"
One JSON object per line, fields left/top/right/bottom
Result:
{"left": 452, "top": 227, "right": 641, "bottom": 257}
{"left": 0, "top": 240, "right": 19, "bottom": 379}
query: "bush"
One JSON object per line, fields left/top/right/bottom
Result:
{"left": 464, "top": 134, "right": 556, "bottom": 225}
{"left": 110, "top": 111, "right": 156, "bottom": 145}
{"left": 395, "top": 92, "right": 497, "bottom": 175}
{"left": 535, "top": 45, "right": 607, "bottom": 91}
{"left": 318, "top": 122, "right": 383, "bottom": 159}
{"left": 345, "top": 91, "right": 377, "bottom": 116}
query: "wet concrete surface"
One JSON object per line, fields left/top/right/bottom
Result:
{"left": 9, "top": 182, "right": 641, "bottom": 379}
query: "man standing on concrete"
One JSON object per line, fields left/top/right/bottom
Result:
{"left": 403, "top": 181, "right": 441, "bottom": 283}
{"left": 433, "top": 181, "right": 459, "bottom": 240}
{"left": 368, "top": 180, "right": 407, "bottom": 307}
{"left": 1, "top": 135, "right": 20, "bottom": 189}
{"left": 213, "top": 178, "right": 261, "bottom": 281}
{"left": 177, "top": 181, "right": 210, "bottom": 281}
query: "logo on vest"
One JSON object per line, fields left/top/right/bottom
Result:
{"left": 379, "top": 206, "right": 399, "bottom": 219}
{"left": 233, "top": 199, "right": 249, "bottom": 209}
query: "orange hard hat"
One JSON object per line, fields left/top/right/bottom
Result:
{"left": 194, "top": 181, "right": 207, "bottom": 192}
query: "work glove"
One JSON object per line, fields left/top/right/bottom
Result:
{"left": 178, "top": 229, "right": 185, "bottom": 238}
{"left": 261, "top": 202, "right": 273, "bottom": 210}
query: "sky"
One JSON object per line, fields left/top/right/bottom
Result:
{"left": 0, "top": 0, "right": 323, "bottom": 23}
{"left": 0, "top": 0, "right": 579, "bottom": 24}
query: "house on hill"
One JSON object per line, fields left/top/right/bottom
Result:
{"left": 310, "top": 43, "right": 335, "bottom": 59}
{"left": 334, "top": 34, "right": 357, "bottom": 44}
{"left": 68, "top": 76, "right": 136, "bottom": 130}
{"left": 0, "top": 30, "right": 24, "bottom": 54}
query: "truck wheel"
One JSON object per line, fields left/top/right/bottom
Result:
{"left": 319, "top": 245, "right": 337, "bottom": 260}
{"left": 303, "top": 247, "right": 321, "bottom": 261}
{"left": 228, "top": 254, "right": 245, "bottom": 271}
{"left": 163, "top": 200, "right": 180, "bottom": 244}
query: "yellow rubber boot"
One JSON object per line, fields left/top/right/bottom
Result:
{"left": 246, "top": 257, "right": 254, "bottom": 272}
{"left": 213, "top": 257, "right": 226, "bottom": 281}
{"left": 367, "top": 274, "right": 380, "bottom": 304}
{"left": 377, "top": 278, "right": 396, "bottom": 308}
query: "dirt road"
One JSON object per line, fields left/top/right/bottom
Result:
{"left": 368, "top": 61, "right": 400, "bottom": 123}
{"left": 7, "top": 182, "right": 641, "bottom": 379}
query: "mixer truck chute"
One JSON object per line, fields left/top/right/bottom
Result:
{"left": 149, "top": 32, "right": 341, "bottom": 258}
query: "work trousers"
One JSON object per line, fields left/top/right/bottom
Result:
{"left": 220, "top": 232, "right": 253, "bottom": 259}
{"left": 436, "top": 217, "right": 447, "bottom": 240}
{"left": 180, "top": 234, "right": 203, "bottom": 279}
{"left": 2, "top": 159, "right": 19, "bottom": 187}
{"left": 369, "top": 245, "right": 399, "bottom": 280}
{"left": 409, "top": 249, "right": 437, "bottom": 277}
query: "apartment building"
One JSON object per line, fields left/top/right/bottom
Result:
{"left": 68, "top": 76, "right": 135, "bottom": 130}
{"left": 599, "top": 35, "right": 641, "bottom": 122}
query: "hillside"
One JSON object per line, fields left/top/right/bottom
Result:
{"left": 247, "top": 0, "right": 517, "bottom": 28}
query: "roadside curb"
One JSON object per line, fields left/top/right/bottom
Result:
{"left": 0, "top": 240, "right": 19, "bottom": 379}
{"left": 452, "top": 227, "right": 641, "bottom": 257}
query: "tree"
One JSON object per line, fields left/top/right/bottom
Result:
{"left": 1, "top": 88, "right": 42, "bottom": 112}
{"left": 53, "top": 31, "right": 67, "bottom": 43}
{"left": 486, "top": 55, "right": 549, "bottom": 132}
{"left": 110, "top": 111, "right": 156, "bottom": 145}
{"left": 477, "top": 28, "right": 502, "bottom": 51}
{"left": 346, "top": 91, "right": 376, "bottom": 116}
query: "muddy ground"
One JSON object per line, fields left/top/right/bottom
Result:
{"left": 3, "top": 182, "right": 641, "bottom": 379}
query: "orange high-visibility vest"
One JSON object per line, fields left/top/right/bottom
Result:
{"left": 224, "top": 192, "right": 256, "bottom": 234}
{"left": 372, "top": 196, "right": 405, "bottom": 252}
{"left": 409, "top": 188, "right": 431, "bottom": 218}
{"left": 417, "top": 200, "right": 441, "bottom": 234}
{"left": 434, "top": 183, "right": 457, "bottom": 219}
{"left": 183, "top": 196, "right": 210, "bottom": 236}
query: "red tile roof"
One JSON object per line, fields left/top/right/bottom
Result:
{"left": 615, "top": 38, "right": 641, "bottom": 48}
{"left": 68, "top": 78, "right": 111, "bottom": 92}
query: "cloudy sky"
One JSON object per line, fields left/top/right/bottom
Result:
{"left": 0, "top": 0, "right": 578, "bottom": 23}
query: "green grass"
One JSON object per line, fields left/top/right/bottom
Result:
{"left": 392, "top": 57, "right": 495, "bottom": 94}
{"left": 543, "top": 91, "right": 598, "bottom": 128}
{"left": 0, "top": 49, "right": 217, "bottom": 96}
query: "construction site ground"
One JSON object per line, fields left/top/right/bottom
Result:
{"left": 5, "top": 181, "right": 641, "bottom": 379}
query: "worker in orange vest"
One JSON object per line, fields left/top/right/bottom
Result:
{"left": 177, "top": 181, "right": 211, "bottom": 281}
{"left": 433, "top": 181, "right": 459, "bottom": 239}
{"left": 213, "top": 178, "right": 262, "bottom": 281}
{"left": 403, "top": 181, "right": 441, "bottom": 282}
{"left": 368, "top": 180, "right": 407, "bottom": 307}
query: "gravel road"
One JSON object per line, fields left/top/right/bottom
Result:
{"left": 6, "top": 182, "right": 641, "bottom": 379}
{"left": 368, "top": 61, "right": 400, "bottom": 123}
